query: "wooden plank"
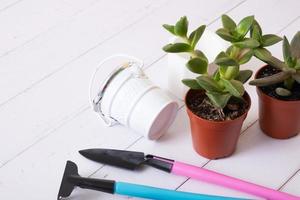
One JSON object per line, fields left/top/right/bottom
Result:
{"left": 0, "top": 0, "right": 23, "bottom": 12}
{"left": 281, "top": 170, "right": 300, "bottom": 197}
{"left": 0, "top": 0, "right": 242, "bottom": 165}
{"left": 0, "top": 0, "right": 164, "bottom": 105}
{"left": 0, "top": 0, "right": 99, "bottom": 57}
{"left": 0, "top": 109, "right": 142, "bottom": 199}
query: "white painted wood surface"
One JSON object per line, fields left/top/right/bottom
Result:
{"left": 0, "top": 0, "right": 299, "bottom": 199}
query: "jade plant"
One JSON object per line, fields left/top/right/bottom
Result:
{"left": 248, "top": 25, "right": 300, "bottom": 96}
{"left": 162, "top": 16, "right": 254, "bottom": 119}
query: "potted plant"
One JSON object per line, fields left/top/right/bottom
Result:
{"left": 162, "top": 16, "right": 256, "bottom": 159}
{"left": 247, "top": 20, "right": 300, "bottom": 139}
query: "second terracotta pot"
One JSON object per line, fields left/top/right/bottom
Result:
{"left": 185, "top": 90, "right": 251, "bottom": 159}
{"left": 256, "top": 66, "right": 300, "bottom": 139}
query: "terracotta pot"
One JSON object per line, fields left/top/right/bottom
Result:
{"left": 185, "top": 90, "right": 251, "bottom": 159}
{"left": 256, "top": 65, "right": 300, "bottom": 139}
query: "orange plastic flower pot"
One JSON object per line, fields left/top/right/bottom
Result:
{"left": 185, "top": 90, "right": 251, "bottom": 159}
{"left": 256, "top": 65, "right": 300, "bottom": 139}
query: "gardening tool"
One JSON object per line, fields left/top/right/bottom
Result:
{"left": 57, "top": 161, "right": 248, "bottom": 200}
{"left": 79, "top": 148, "right": 300, "bottom": 200}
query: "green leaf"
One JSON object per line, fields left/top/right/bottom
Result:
{"left": 237, "top": 49, "right": 253, "bottom": 64}
{"left": 250, "top": 20, "right": 263, "bottom": 42}
{"left": 189, "top": 25, "right": 206, "bottom": 48}
{"left": 162, "top": 24, "right": 176, "bottom": 35}
{"left": 295, "top": 59, "right": 300, "bottom": 69}
{"left": 283, "top": 36, "right": 292, "bottom": 64}
{"left": 216, "top": 28, "right": 236, "bottom": 42}
{"left": 213, "top": 69, "right": 221, "bottom": 81}
{"left": 221, "top": 79, "right": 245, "bottom": 97}
{"left": 222, "top": 14, "right": 236, "bottom": 31}
{"left": 224, "top": 66, "right": 239, "bottom": 80}
{"left": 262, "top": 34, "right": 282, "bottom": 47}
{"left": 292, "top": 73, "right": 300, "bottom": 83}
{"left": 196, "top": 76, "right": 223, "bottom": 92}
{"left": 214, "top": 52, "right": 239, "bottom": 66}
{"left": 162, "top": 43, "right": 192, "bottom": 53}
{"left": 186, "top": 57, "right": 208, "bottom": 74}
{"left": 233, "top": 38, "right": 260, "bottom": 48}
{"left": 175, "top": 16, "right": 188, "bottom": 37}
{"left": 235, "top": 70, "right": 253, "bottom": 83}
{"left": 206, "top": 92, "right": 231, "bottom": 109}
{"left": 249, "top": 71, "right": 292, "bottom": 86}
{"left": 251, "top": 20, "right": 262, "bottom": 36}
{"left": 275, "top": 87, "right": 291, "bottom": 96}
{"left": 236, "top": 15, "right": 254, "bottom": 38}
{"left": 253, "top": 48, "right": 272, "bottom": 61}
{"left": 291, "top": 31, "right": 300, "bottom": 59}
{"left": 182, "top": 79, "right": 203, "bottom": 89}
{"left": 193, "top": 50, "right": 208, "bottom": 62}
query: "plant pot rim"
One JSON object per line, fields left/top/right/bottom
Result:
{"left": 255, "top": 65, "right": 300, "bottom": 104}
{"left": 185, "top": 89, "right": 251, "bottom": 124}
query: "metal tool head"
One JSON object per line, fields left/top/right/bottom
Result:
{"left": 79, "top": 149, "right": 145, "bottom": 170}
{"left": 79, "top": 148, "right": 174, "bottom": 172}
{"left": 57, "top": 161, "right": 79, "bottom": 200}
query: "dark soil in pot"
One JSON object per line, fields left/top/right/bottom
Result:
{"left": 186, "top": 90, "right": 250, "bottom": 121}
{"left": 257, "top": 65, "right": 300, "bottom": 100}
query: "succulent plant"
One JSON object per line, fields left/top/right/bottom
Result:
{"left": 162, "top": 16, "right": 253, "bottom": 118}
{"left": 248, "top": 22, "right": 300, "bottom": 96}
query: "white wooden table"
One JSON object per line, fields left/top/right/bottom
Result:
{"left": 0, "top": 0, "right": 299, "bottom": 199}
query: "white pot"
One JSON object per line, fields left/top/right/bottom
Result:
{"left": 167, "top": 29, "right": 229, "bottom": 99}
{"left": 90, "top": 55, "right": 178, "bottom": 140}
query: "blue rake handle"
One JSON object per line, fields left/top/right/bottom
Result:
{"left": 115, "top": 182, "right": 251, "bottom": 200}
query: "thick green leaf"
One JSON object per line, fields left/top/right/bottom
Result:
{"left": 182, "top": 79, "right": 202, "bottom": 89}
{"left": 196, "top": 76, "right": 223, "bottom": 92}
{"left": 262, "top": 34, "right": 282, "bottom": 47}
{"left": 189, "top": 25, "right": 206, "bottom": 48}
{"left": 235, "top": 70, "right": 253, "bottom": 83}
{"left": 162, "top": 43, "right": 192, "bottom": 53}
{"left": 186, "top": 57, "right": 208, "bottom": 74}
{"left": 216, "top": 28, "right": 236, "bottom": 42}
{"left": 162, "top": 24, "right": 176, "bottom": 35}
{"left": 251, "top": 24, "right": 262, "bottom": 43}
{"left": 284, "top": 77, "right": 295, "bottom": 90}
{"left": 175, "top": 16, "right": 188, "bottom": 37}
{"left": 249, "top": 71, "right": 291, "bottom": 86}
{"left": 224, "top": 66, "right": 239, "bottom": 80}
{"left": 213, "top": 69, "right": 221, "bottom": 81}
{"left": 251, "top": 20, "right": 262, "bottom": 36}
{"left": 283, "top": 36, "right": 292, "bottom": 64}
{"left": 295, "top": 59, "right": 300, "bottom": 69}
{"left": 253, "top": 48, "right": 272, "bottom": 61}
{"left": 292, "top": 73, "right": 300, "bottom": 83}
{"left": 236, "top": 15, "right": 254, "bottom": 38}
{"left": 221, "top": 14, "right": 236, "bottom": 31}
{"left": 206, "top": 92, "right": 231, "bottom": 109}
{"left": 237, "top": 49, "right": 253, "bottom": 64}
{"left": 275, "top": 87, "right": 291, "bottom": 96}
{"left": 291, "top": 31, "right": 300, "bottom": 59}
{"left": 234, "top": 38, "right": 260, "bottom": 48}
{"left": 221, "top": 79, "right": 245, "bottom": 97}
{"left": 214, "top": 52, "right": 239, "bottom": 66}
{"left": 193, "top": 50, "right": 208, "bottom": 62}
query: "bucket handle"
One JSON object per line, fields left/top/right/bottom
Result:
{"left": 89, "top": 54, "right": 144, "bottom": 126}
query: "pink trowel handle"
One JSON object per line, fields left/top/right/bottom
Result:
{"left": 172, "top": 161, "right": 300, "bottom": 200}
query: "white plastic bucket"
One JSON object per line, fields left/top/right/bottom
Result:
{"left": 90, "top": 55, "right": 178, "bottom": 140}
{"left": 167, "top": 29, "right": 229, "bottom": 99}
